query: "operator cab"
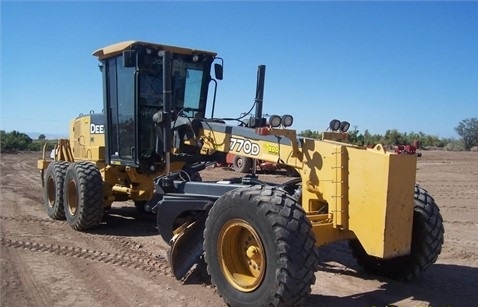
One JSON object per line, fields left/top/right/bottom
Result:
{"left": 93, "top": 41, "right": 221, "bottom": 172}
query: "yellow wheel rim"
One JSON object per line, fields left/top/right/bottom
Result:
{"left": 67, "top": 179, "right": 78, "bottom": 215}
{"left": 47, "top": 176, "right": 56, "bottom": 208}
{"left": 218, "top": 219, "right": 265, "bottom": 292}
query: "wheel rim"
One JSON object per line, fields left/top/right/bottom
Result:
{"left": 218, "top": 219, "right": 265, "bottom": 292}
{"left": 47, "top": 176, "right": 56, "bottom": 208}
{"left": 67, "top": 179, "right": 78, "bottom": 215}
{"left": 237, "top": 157, "right": 243, "bottom": 168}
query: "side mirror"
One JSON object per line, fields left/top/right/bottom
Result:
{"left": 214, "top": 63, "right": 223, "bottom": 80}
{"left": 123, "top": 50, "right": 136, "bottom": 67}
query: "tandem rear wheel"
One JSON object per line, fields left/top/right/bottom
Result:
{"left": 43, "top": 161, "right": 69, "bottom": 220}
{"left": 63, "top": 161, "right": 104, "bottom": 231}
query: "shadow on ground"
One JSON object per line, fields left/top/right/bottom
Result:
{"left": 87, "top": 203, "right": 158, "bottom": 237}
{"left": 307, "top": 242, "right": 478, "bottom": 307}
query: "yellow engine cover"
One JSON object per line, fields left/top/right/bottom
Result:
{"left": 70, "top": 113, "right": 105, "bottom": 162}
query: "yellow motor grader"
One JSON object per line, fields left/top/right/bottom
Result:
{"left": 37, "top": 40, "right": 444, "bottom": 307}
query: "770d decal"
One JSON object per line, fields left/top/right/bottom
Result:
{"left": 229, "top": 137, "right": 260, "bottom": 156}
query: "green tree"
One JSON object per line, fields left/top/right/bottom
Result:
{"left": 384, "top": 129, "right": 405, "bottom": 146}
{"left": 455, "top": 118, "right": 478, "bottom": 150}
{"left": 363, "top": 129, "right": 381, "bottom": 146}
{"left": 299, "top": 129, "right": 321, "bottom": 139}
{"left": 38, "top": 134, "right": 46, "bottom": 140}
{"left": 346, "top": 129, "right": 360, "bottom": 145}
{"left": 0, "top": 130, "right": 33, "bottom": 152}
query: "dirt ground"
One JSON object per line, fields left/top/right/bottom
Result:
{"left": 1, "top": 150, "right": 477, "bottom": 307}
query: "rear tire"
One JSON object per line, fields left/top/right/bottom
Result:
{"left": 203, "top": 185, "right": 319, "bottom": 307}
{"left": 63, "top": 162, "right": 104, "bottom": 231}
{"left": 349, "top": 185, "right": 444, "bottom": 281}
{"left": 232, "top": 155, "right": 252, "bottom": 173}
{"left": 43, "top": 161, "right": 69, "bottom": 220}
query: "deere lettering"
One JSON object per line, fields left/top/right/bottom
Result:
{"left": 90, "top": 124, "right": 104, "bottom": 134}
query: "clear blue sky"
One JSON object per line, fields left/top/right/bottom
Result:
{"left": 1, "top": 1, "right": 477, "bottom": 138}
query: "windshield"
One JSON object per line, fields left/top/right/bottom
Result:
{"left": 136, "top": 55, "right": 209, "bottom": 161}
{"left": 138, "top": 56, "right": 206, "bottom": 117}
{"left": 183, "top": 69, "right": 204, "bottom": 117}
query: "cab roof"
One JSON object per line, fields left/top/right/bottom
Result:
{"left": 92, "top": 40, "right": 217, "bottom": 60}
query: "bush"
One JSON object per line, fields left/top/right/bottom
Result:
{"left": 444, "top": 139, "right": 466, "bottom": 151}
{"left": 29, "top": 141, "right": 56, "bottom": 152}
{"left": 1, "top": 130, "right": 33, "bottom": 153}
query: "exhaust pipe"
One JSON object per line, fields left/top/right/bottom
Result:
{"left": 254, "top": 65, "right": 266, "bottom": 122}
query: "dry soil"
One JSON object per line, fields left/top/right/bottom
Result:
{"left": 1, "top": 151, "right": 477, "bottom": 307}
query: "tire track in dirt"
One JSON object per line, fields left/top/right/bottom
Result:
{"left": 2, "top": 184, "right": 43, "bottom": 208}
{"left": 446, "top": 219, "right": 477, "bottom": 226}
{"left": 2, "top": 182, "right": 42, "bottom": 192}
{"left": 0, "top": 214, "right": 168, "bottom": 264}
{"left": 1, "top": 233, "right": 212, "bottom": 290}
{"left": 19, "top": 159, "right": 37, "bottom": 170}
{"left": 1, "top": 238, "right": 171, "bottom": 275}
{"left": 3, "top": 248, "right": 52, "bottom": 306}
{"left": 0, "top": 213, "right": 213, "bottom": 288}
{"left": 0, "top": 215, "right": 57, "bottom": 225}
{"left": 1, "top": 154, "right": 43, "bottom": 188}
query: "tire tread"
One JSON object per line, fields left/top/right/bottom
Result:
{"left": 204, "top": 185, "right": 319, "bottom": 307}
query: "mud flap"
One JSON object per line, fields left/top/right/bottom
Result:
{"left": 168, "top": 213, "right": 207, "bottom": 280}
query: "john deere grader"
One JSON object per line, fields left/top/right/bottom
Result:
{"left": 38, "top": 41, "right": 444, "bottom": 306}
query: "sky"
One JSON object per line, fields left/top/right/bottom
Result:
{"left": 1, "top": 1, "right": 477, "bottom": 139}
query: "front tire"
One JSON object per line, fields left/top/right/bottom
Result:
{"left": 203, "top": 185, "right": 319, "bottom": 307}
{"left": 63, "top": 162, "right": 104, "bottom": 231}
{"left": 349, "top": 185, "right": 444, "bottom": 281}
{"left": 44, "top": 161, "right": 69, "bottom": 220}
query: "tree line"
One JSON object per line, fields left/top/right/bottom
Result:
{"left": 1, "top": 118, "right": 477, "bottom": 153}
{"left": 0, "top": 131, "right": 56, "bottom": 153}
{"left": 296, "top": 118, "right": 477, "bottom": 151}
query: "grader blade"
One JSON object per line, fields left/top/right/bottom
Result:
{"left": 168, "top": 214, "right": 206, "bottom": 280}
